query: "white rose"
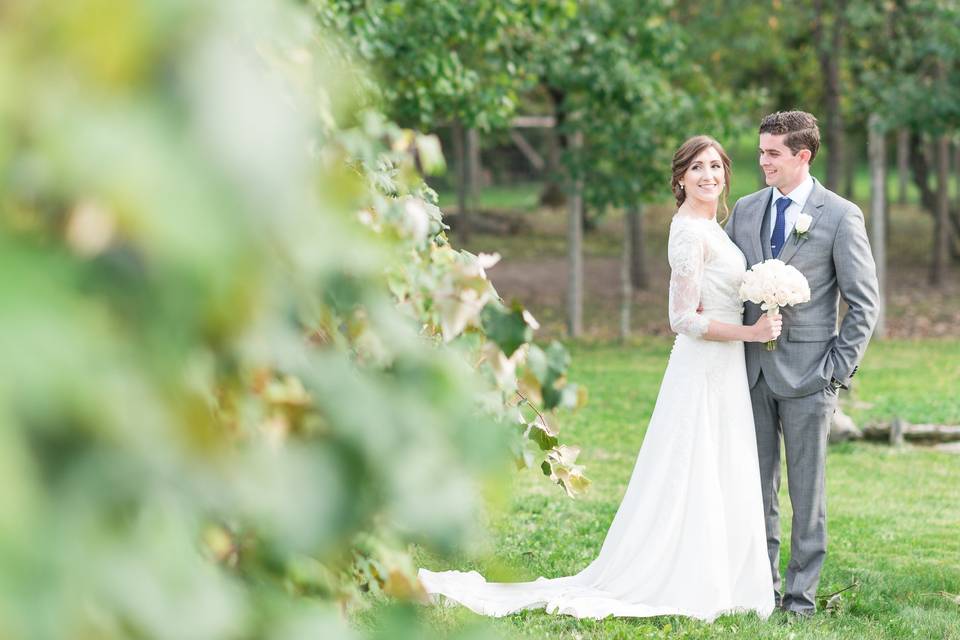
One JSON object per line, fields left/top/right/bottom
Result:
{"left": 740, "top": 259, "right": 811, "bottom": 308}
{"left": 795, "top": 213, "right": 813, "bottom": 234}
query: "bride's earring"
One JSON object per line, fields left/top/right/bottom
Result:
{"left": 680, "top": 184, "right": 685, "bottom": 190}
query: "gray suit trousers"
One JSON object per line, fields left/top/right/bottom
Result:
{"left": 751, "top": 372, "right": 839, "bottom": 613}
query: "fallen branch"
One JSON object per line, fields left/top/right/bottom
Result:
{"left": 818, "top": 580, "right": 861, "bottom": 613}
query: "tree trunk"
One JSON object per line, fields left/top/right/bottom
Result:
{"left": 581, "top": 204, "right": 599, "bottom": 233}
{"left": 897, "top": 128, "right": 909, "bottom": 204}
{"left": 868, "top": 114, "right": 886, "bottom": 339}
{"left": 884, "top": 132, "right": 892, "bottom": 239}
{"left": 619, "top": 212, "right": 632, "bottom": 342}
{"left": 844, "top": 137, "right": 856, "bottom": 199}
{"left": 463, "top": 128, "right": 481, "bottom": 243}
{"left": 541, "top": 86, "right": 568, "bottom": 208}
{"left": 931, "top": 134, "right": 950, "bottom": 285}
{"left": 907, "top": 131, "right": 960, "bottom": 246}
{"left": 540, "top": 126, "right": 566, "bottom": 207}
{"left": 566, "top": 130, "right": 584, "bottom": 337}
{"left": 955, "top": 142, "right": 960, "bottom": 211}
{"left": 452, "top": 121, "right": 467, "bottom": 225}
{"left": 814, "top": 0, "right": 846, "bottom": 192}
{"left": 626, "top": 205, "right": 648, "bottom": 289}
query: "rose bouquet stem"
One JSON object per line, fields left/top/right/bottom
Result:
{"left": 766, "top": 305, "right": 780, "bottom": 351}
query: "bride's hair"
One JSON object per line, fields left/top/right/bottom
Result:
{"left": 671, "top": 135, "right": 732, "bottom": 223}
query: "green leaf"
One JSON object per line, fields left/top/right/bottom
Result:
{"left": 542, "top": 381, "right": 562, "bottom": 411}
{"left": 525, "top": 344, "right": 548, "bottom": 384}
{"left": 481, "top": 302, "right": 532, "bottom": 358}
{"left": 545, "top": 341, "right": 571, "bottom": 376}
{"left": 528, "top": 424, "right": 559, "bottom": 451}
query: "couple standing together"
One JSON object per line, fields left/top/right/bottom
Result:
{"left": 420, "top": 111, "right": 880, "bottom": 621}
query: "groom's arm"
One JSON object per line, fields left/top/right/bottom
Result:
{"left": 831, "top": 205, "right": 880, "bottom": 387}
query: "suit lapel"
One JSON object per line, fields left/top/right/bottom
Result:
{"left": 754, "top": 188, "right": 773, "bottom": 262}
{"left": 778, "top": 179, "right": 826, "bottom": 265}
{"left": 749, "top": 188, "right": 774, "bottom": 266}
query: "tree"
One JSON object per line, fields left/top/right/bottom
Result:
{"left": 850, "top": 0, "right": 960, "bottom": 283}
{"left": 811, "top": 0, "right": 848, "bottom": 192}
{"left": 678, "top": 0, "right": 868, "bottom": 194}
{"left": 868, "top": 113, "right": 887, "bottom": 337}
{"left": 316, "top": 0, "right": 534, "bottom": 241}
{"left": 516, "top": 0, "right": 739, "bottom": 334}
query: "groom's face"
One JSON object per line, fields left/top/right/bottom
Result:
{"left": 759, "top": 133, "right": 809, "bottom": 193}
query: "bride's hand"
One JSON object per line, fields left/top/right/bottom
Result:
{"left": 750, "top": 312, "right": 782, "bottom": 342}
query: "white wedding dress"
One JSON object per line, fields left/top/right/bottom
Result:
{"left": 419, "top": 214, "right": 775, "bottom": 622}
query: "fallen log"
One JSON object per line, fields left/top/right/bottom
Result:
{"left": 862, "top": 421, "right": 960, "bottom": 444}
{"left": 829, "top": 407, "right": 862, "bottom": 444}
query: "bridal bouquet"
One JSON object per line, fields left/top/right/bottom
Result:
{"left": 739, "top": 259, "right": 811, "bottom": 351}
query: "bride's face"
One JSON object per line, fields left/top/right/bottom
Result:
{"left": 680, "top": 146, "right": 725, "bottom": 204}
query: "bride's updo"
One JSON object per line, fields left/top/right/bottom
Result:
{"left": 671, "top": 135, "right": 732, "bottom": 222}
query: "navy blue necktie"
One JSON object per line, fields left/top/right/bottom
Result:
{"left": 771, "top": 197, "right": 791, "bottom": 258}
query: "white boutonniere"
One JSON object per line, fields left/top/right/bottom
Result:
{"left": 794, "top": 213, "right": 813, "bottom": 240}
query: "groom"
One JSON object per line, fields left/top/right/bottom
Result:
{"left": 725, "top": 111, "right": 879, "bottom": 616}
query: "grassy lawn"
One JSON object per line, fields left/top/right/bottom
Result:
{"left": 437, "top": 182, "right": 543, "bottom": 213}
{"left": 411, "top": 339, "right": 960, "bottom": 639}
{"left": 847, "top": 339, "right": 960, "bottom": 425}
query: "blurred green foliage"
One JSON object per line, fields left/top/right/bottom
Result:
{"left": 323, "top": 0, "right": 749, "bottom": 219}
{"left": 679, "top": 0, "right": 960, "bottom": 141}
{"left": 846, "top": 0, "right": 960, "bottom": 134}
{"left": 0, "top": 1, "right": 587, "bottom": 637}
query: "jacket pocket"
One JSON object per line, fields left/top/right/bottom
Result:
{"left": 787, "top": 325, "right": 836, "bottom": 342}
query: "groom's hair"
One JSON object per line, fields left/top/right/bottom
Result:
{"left": 759, "top": 111, "right": 820, "bottom": 164}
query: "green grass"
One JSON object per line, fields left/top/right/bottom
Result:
{"left": 848, "top": 339, "right": 960, "bottom": 425}
{"left": 410, "top": 340, "right": 960, "bottom": 639}
{"left": 437, "top": 183, "right": 543, "bottom": 213}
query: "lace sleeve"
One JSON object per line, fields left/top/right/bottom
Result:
{"left": 668, "top": 222, "right": 710, "bottom": 338}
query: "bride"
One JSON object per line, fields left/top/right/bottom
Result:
{"left": 419, "top": 136, "right": 781, "bottom": 622}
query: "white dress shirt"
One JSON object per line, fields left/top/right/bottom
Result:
{"left": 768, "top": 175, "right": 814, "bottom": 243}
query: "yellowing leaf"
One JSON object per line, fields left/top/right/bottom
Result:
{"left": 517, "top": 367, "right": 544, "bottom": 407}
{"left": 384, "top": 568, "right": 429, "bottom": 602}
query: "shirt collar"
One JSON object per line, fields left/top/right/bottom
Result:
{"left": 772, "top": 174, "right": 814, "bottom": 209}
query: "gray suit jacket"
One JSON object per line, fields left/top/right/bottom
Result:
{"left": 725, "top": 178, "right": 880, "bottom": 398}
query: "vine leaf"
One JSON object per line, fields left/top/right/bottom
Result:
{"left": 481, "top": 302, "right": 532, "bottom": 358}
